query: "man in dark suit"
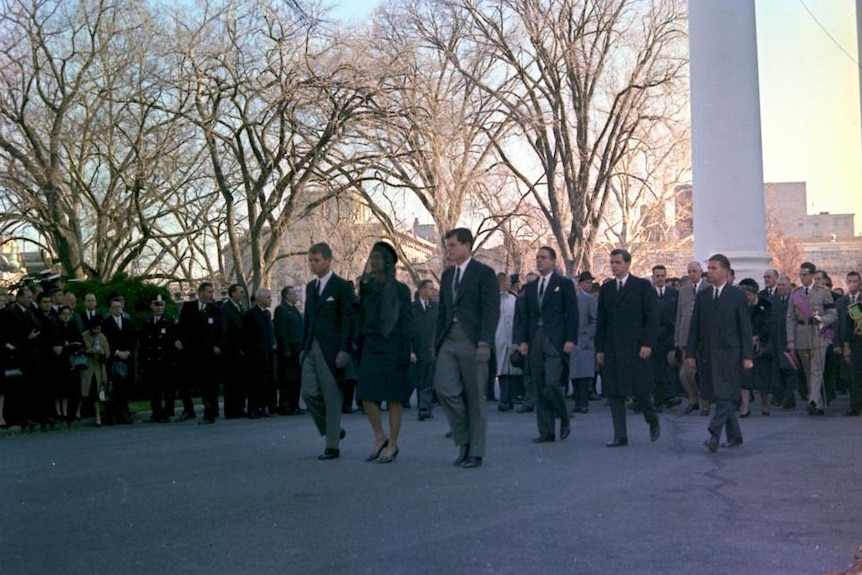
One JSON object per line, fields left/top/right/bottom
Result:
{"left": 759, "top": 268, "right": 778, "bottom": 300}
{"left": 243, "top": 288, "right": 276, "bottom": 419}
{"left": 2, "top": 287, "right": 41, "bottom": 429}
{"left": 434, "top": 228, "right": 500, "bottom": 469}
{"left": 513, "top": 247, "right": 578, "bottom": 442}
{"left": 838, "top": 271, "right": 862, "bottom": 416}
{"left": 686, "top": 253, "right": 754, "bottom": 452}
{"left": 176, "top": 282, "right": 225, "bottom": 424}
{"left": 651, "top": 264, "right": 679, "bottom": 411}
{"left": 102, "top": 295, "right": 137, "bottom": 425}
{"left": 595, "top": 248, "right": 660, "bottom": 447}
{"left": 82, "top": 293, "right": 101, "bottom": 323}
{"left": 139, "top": 296, "right": 179, "bottom": 423}
{"left": 301, "top": 243, "right": 355, "bottom": 460}
{"left": 771, "top": 275, "right": 801, "bottom": 409}
{"left": 274, "top": 286, "right": 305, "bottom": 415}
{"left": 221, "top": 283, "right": 247, "bottom": 419}
{"left": 410, "top": 279, "right": 437, "bottom": 421}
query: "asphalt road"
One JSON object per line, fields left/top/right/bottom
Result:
{"left": 2, "top": 397, "right": 860, "bottom": 575}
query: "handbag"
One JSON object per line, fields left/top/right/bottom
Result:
{"left": 69, "top": 353, "right": 88, "bottom": 371}
{"left": 111, "top": 361, "right": 129, "bottom": 381}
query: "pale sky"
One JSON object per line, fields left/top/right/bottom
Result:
{"left": 331, "top": 0, "right": 862, "bottom": 234}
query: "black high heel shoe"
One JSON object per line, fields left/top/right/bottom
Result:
{"left": 365, "top": 439, "right": 389, "bottom": 462}
{"left": 379, "top": 447, "right": 399, "bottom": 464}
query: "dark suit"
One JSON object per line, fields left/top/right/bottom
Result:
{"left": 274, "top": 301, "right": 303, "bottom": 412}
{"left": 686, "top": 284, "right": 754, "bottom": 443}
{"left": 434, "top": 258, "right": 500, "bottom": 459}
{"left": 1, "top": 304, "right": 41, "bottom": 425}
{"left": 513, "top": 273, "right": 578, "bottom": 438}
{"left": 139, "top": 314, "right": 179, "bottom": 420}
{"left": 770, "top": 293, "right": 801, "bottom": 407}
{"left": 221, "top": 300, "right": 247, "bottom": 418}
{"left": 838, "top": 293, "right": 862, "bottom": 413}
{"left": 177, "top": 301, "right": 225, "bottom": 420}
{"left": 410, "top": 298, "right": 437, "bottom": 414}
{"left": 653, "top": 286, "right": 679, "bottom": 408}
{"left": 101, "top": 314, "right": 137, "bottom": 424}
{"left": 595, "top": 275, "right": 660, "bottom": 442}
{"left": 243, "top": 305, "right": 276, "bottom": 416}
{"left": 301, "top": 273, "right": 354, "bottom": 450}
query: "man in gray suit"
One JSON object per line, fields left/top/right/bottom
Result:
{"left": 434, "top": 228, "right": 500, "bottom": 469}
{"left": 570, "top": 271, "right": 598, "bottom": 414}
{"left": 675, "top": 261, "right": 710, "bottom": 415}
{"left": 686, "top": 254, "right": 754, "bottom": 452}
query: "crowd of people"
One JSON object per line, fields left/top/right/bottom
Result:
{"left": 1, "top": 230, "right": 860, "bottom": 464}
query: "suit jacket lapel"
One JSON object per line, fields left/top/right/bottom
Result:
{"left": 454, "top": 261, "right": 472, "bottom": 305}
{"left": 316, "top": 274, "right": 336, "bottom": 309}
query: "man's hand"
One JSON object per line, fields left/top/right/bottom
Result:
{"left": 476, "top": 342, "right": 491, "bottom": 363}
{"left": 786, "top": 342, "right": 795, "bottom": 353}
{"left": 596, "top": 352, "right": 604, "bottom": 367}
{"left": 53, "top": 346, "right": 63, "bottom": 356}
{"left": 175, "top": 341, "right": 183, "bottom": 351}
{"left": 410, "top": 352, "right": 417, "bottom": 364}
{"left": 213, "top": 346, "right": 221, "bottom": 355}
{"left": 563, "top": 341, "right": 575, "bottom": 354}
{"left": 117, "top": 351, "right": 130, "bottom": 361}
{"left": 639, "top": 346, "right": 652, "bottom": 360}
{"left": 28, "top": 329, "right": 39, "bottom": 340}
{"left": 518, "top": 343, "right": 528, "bottom": 356}
{"left": 742, "top": 359, "right": 753, "bottom": 370}
{"left": 335, "top": 350, "right": 351, "bottom": 369}
{"left": 686, "top": 357, "right": 696, "bottom": 370}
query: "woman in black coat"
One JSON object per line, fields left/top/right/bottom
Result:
{"left": 739, "top": 279, "right": 774, "bottom": 417}
{"left": 356, "top": 242, "right": 412, "bottom": 463}
{"left": 54, "top": 306, "right": 84, "bottom": 426}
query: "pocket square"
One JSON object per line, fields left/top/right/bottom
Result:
{"left": 553, "top": 286, "right": 560, "bottom": 292}
{"left": 326, "top": 296, "right": 335, "bottom": 302}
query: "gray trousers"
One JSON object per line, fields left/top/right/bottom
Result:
{"left": 301, "top": 339, "right": 343, "bottom": 450}
{"left": 529, "top": 327, "right": 569, "bottom": 436}
{"left": 434, "top": 323, "right": 487, "bottom": 457}
{"left": 708, "top": 399, "right": 742, "bottom": 442}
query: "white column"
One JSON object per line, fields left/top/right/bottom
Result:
{"left": 688, "top": 0, "right": 771, "bottom": 282}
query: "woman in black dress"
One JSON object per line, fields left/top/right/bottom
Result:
{"left": 54, "top": 305, "right": 84, "bottom": 426}
{"left": 356, "top": 242, "right": 412, "bottom": 463}
{"left": 739, "top": 279, "right": 774, "bottom": 416}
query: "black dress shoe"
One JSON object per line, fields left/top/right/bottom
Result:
{"left": 684, "top": 403, "right": 698, "bottom": 414}
{"left": 532, "top": 434, "right": 555, "bottom": 443}
{"left": 294, "top": 407, "right": 308, "bottom": 415}
{"left": 739, "top": 410, "right": 751, "bottom": 418}
{"left": 516, "top": 405, "right": 534, "bottom": 413}
{"left": 722, "top": 437, "right": 743, "bottom": 448}
{"left": 560, "top": 425, "right": 571, "bottom": 440}
{"left": 174, "top": 412, "right": 196, "bottom": 422}
{"left": 379, "top": 447, "right": 399, "bottom": 464}
{"left": 461, "top": 456, "right": 482, "bottom": 469}
{"left": 341, "top": 407, "right": 355, "bottom": 414}
{"left": 806, "top": 401, "right": 817, "bottom": 416}
{"left": 318, "top": 448, "right": 340, "bottom": 460}
{"left": 704, "top": 434, "right": 719, "bottom": 453}
{"left": 497, "top": 402, "right": 513, "bottom": 412}
{"left": 365, "top": 439, "right": 389, "bottom": 462}
{"left": 418, "top": 409, "right": 433, "bottom": 420}
{"left": 649, "top": 419, "right": 661, "bottom": 442}
{"left": 700, "top": 408, "right": 710, "bottom": 416}
{"left": 606, "top": 438, "right": 628, "bottom": 447}
{"left": 339, "top": 428, "right": 347, "bottom": 440}
{"left": 453, "top": 444, "right": 470, "bottom": 466}
{"left": 198, "top": 417, "right": 215, "bottom": 425}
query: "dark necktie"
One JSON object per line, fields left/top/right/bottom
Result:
{"left": 804, "top": 287, "right": 809, "bottom": 296}
{"left": 454, "top": 266, "right": 461, "bottom": 296}
{"left": 616, "top": 280, "right": 622, "bottom": 292}
{"left": 539, "top": 278, "right": 546, "bottom": 298}
{"left": 658, "top": 288, "right": 663, "bottom": 299}
{"left": 713, "top": 288, "right": 719, "bottom": 302}
{"left": 317, "top": 280, "right": 322, "bottom": 296}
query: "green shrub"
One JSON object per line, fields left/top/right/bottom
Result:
{"left": 64, "top": 274, "right": 179, "bottom": 326}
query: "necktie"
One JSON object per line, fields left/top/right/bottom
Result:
{"left": 317, "top": 279, "right": 322, "bottom": 296}
{"left": 693, "top": 285, "right": 697, "bottom": 297}
{"left": 713, "top": 287, "right": 719, "bottom": 302}
{"left": 616, "top": 280, "right": 622, "bottom": 292}
{"left": 805, "top": 287, "right": 809, "bottom": 296}
{"left": 200, "top": 303, "right": 205, "bottom": 313}
{"left": 454, "top": 266, "right": 461, "bottom": 296}
{"left": 658, "top": 288, "right": 663, "bottom": 298}
{"left": 539, "top": 278, "right": 546, "bottom": 298}
{"left": 116, "top": 316, "right": 122, "bottom": 329}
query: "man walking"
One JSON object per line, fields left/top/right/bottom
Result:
{"left": 838, "top": 271, "right": 862, "bottom": 416}
{"left": 410, "top": 280, "right": 437, "bottom": 421}
{"left": 675, "top": 261, "right": 709, "bottom": 415}
{"left": 514, "top": 247, "right": 578, "bottom": 443}
{"left": 570, "top": 271, "right": 598, "bottom": 414}
{"left": 434, "top": 228, "right": 500, "bottom": 469}
{"left": 686, "top": 254, "right": 753, "bottom": 452}
{"left": 595, "top": 249, "right": 660, "bottom": 447}
{"left": 301, "top": 243, "right": 354, "bottom": 460}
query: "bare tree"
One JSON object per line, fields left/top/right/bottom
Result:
{"left": 165, "top": 0, "right": 372, "bottom": 292}
{"left": 0, "top": 0, "right": 210, "bottom": 280}
{"left": 428, "top": 0, "right": 687, "bottom": 274}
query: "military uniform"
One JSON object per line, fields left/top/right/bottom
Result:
{"left": 139, "top": 313, "right": 179, "bottom": 422}
{"left": 786, "top": 284, "right": 837, "bottom": 412}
